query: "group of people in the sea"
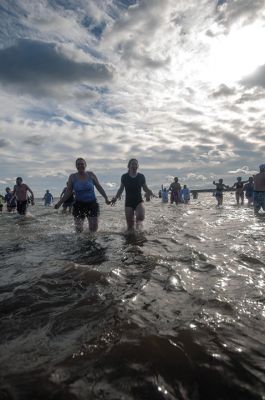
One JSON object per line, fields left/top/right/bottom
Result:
{"left": 213, "top": 174, "right": 258, "bottom": 207}
{"left": 1, "top": 160, "right": 265, "bottom": 232}
{"left": 158, "top": 178, "right": 193, "bottom": 204}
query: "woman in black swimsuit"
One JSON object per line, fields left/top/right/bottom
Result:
{"left": 111, "top": 159, "right": 154, "bottom": 231}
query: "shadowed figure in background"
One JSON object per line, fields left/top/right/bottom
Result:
{"left": 232, "top": 176, "right": 248, "bottom": 205}
{"left": 243, "top": 177, "right": 254, "bottom": 206}
{"left": 60, "top": 181, "right": 75, "bottom": 213}
{"left": 253, "top": 164, "right": 265, "bottom": 215}
{"left": 43, "top": 190, "right": 53, "bottom": 206}
{"left": 12, "top": 177, "right": 35, "bottom": 215}
{"left": 4, "top": 187, "right": 16, "bottom": 212}
{"left": 169, "top": 177, "right": 182, "bottom": 204}
{"left": 213, "top": 178, "right": 229, "bottom": 206}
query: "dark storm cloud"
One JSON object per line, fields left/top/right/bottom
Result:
{"left": 240, "top": 64, "right": 265, "bottom": 89}
{"left": 223, "top": 133, "right": 256, "bottom": 150}
{"left": 0, "top": 138, "right": 10, "bottom": 147}
{"left": 0, "top": 39, "right": 113, "bottom": 95}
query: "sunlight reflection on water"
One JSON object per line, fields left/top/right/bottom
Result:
{"left": 0, "top": 194, "right": 264, "bottom": 399}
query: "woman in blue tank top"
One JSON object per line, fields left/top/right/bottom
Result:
{"left": 55, "top": 158, "right": 110, "bottom": 232}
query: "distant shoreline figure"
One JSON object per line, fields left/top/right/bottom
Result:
{"left": 161, "top": 187, "right": 169, "bottom": 203}
{"left": 0, "top": 195, "right": 3, "bottom": 213}
{"left": 54, "top": 158, "right": 110, "bottom": 233}
{"left": 12, "top": 177, "right": 35, "bottom": 215}
{"left": 243, "top": 177, "right": 254, "bottom": 206}
{"left": 111, "top": 159, "right": 154, "bottom": 231}
{"left": 213, "top": 179, "right": 229, "bottom": 206}
{"left": 232, "top": 177, "right": 248, "bottom": 205}
{"left": 192, "top": 191, "right": 198, "bottom": 199}
{"left": 43, "top": 190, "right": 53, "bottom": 206}
{"left": 181, "top": 185, "right": 190, "bottom": 204}
{"left": 4, "top": 187, "right": 16, "bottom": 212}
{"left": 169, "top": 177, "right": 181, "bottom": 204}
{"left": 60, "top": 182, "right": 75, "bottom": 213}
{"left": 253, "top": 164, "right": 265, "bottom": 215}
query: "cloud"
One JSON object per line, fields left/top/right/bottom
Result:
{"left": 211, "top": 84, "right": 235, "bottom": 98}
{"left": 24, "top": 135, "right": 46, "bottom": 146}
{"left": 240, "top": 64, "right": 265, "bottom": 89}
{"left": 0, "top": 39, "right": 114, "bottom": 97}
{"left": 186, "top": 173, "right": 207, "bottom": 181}
{"left": 0, "top": 138, "right": 11, "bottom": 147}
{"left": 0, "top": 0, "right": 264, "bottom": 194}
{"left": 216, "top": 0, "right": 265, "bottom": 29}
{"left": 228, "top": 166, "right": 258, "bottom": 175}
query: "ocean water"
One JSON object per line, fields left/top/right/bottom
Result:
{"left": 0, "top": 194, "right": 264, "bottom": 400}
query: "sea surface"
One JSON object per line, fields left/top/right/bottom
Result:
{"left": 0, "top": 194, "right": 264, "bottom": 400}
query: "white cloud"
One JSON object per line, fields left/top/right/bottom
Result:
{"left": 0, "top": 0, "right": 264, "bottom": 192}
{"left": 186, "top": 173, "right": 207, "bottom": 181}
{"left": 228, "top": 166, "right": 258, "bottom": 175}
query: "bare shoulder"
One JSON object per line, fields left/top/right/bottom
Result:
{"left": 68, "top": 173, "right": 76, "bottom": 183}
{"left": 88, "top": 171, "right": 97, "bottom": 179}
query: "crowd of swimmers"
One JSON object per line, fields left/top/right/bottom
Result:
{"left": 0, "top": 159, "right": 265, "bottom": 233}
{"left": 158, "top": 178, "right": 194, "bottom": 204}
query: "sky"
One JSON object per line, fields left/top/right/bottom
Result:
{"left": 0, "top": 0, "right": 265, "bottom": 196}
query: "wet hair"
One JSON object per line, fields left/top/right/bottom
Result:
{"left": 127, "top": 158, "right": 138, "bottom": 169}
{"left": 6, "top": 187, "right": 10, "bottom": 191}
{"left": 16, "top": 177, "right": 23, "bottom": 182}
{"left": 237, "top": 177, "right": 241, "bottom": 180}
{"left": 75, "top": 158, "right": 86, "bottom": 167}
{"left": 174, "top": 177, "right": 178, "bottom": 181}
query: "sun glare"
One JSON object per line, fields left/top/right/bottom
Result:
{"left": 207, "top": 24, "right": 265, "bottom": 84}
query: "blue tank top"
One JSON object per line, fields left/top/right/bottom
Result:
{"left": 72, "top": 174, "right": 96, "bottom": 202}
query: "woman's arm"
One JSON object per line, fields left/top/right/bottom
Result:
{"left": 142, "top": 183, "right": 154, "bottom": 197}
{"left": 55, "top": 176, "right": 74, "bottom": 209}
{"left": 91, "top": 172, "right": 110, "bottom": 204}
{"left": 111, "top": 182, "right": 125, "bottom": 205}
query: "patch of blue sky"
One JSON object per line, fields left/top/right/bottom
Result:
{"left": 113, "top": 0, "right": 137, "bottom": 9}
{"left": 81, "top": 15, "right": 107, "bottom": 39}
{"left": 0, "top": 4, "right": 31, "bottom": 46}
{"left": 80, "top": 84, "right": 110, "bottom": 95}
{"left": 47, "top": 0, "right": 78, "bottom": 12}
{"left": 80, "top": 45, "right": 107, "bottom": 62}
{"left": 63, "top": 115, "right": 91, "bottom": 126}
{"left": 24, "top": 108, "right": 60, "bottom": 122}
{"left": 95, "top": 100, "right": 126, "bottom": 117}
